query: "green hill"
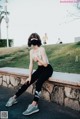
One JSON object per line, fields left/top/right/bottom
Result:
{"left": 0, "top": 43, "right": 80, "bottom": 73}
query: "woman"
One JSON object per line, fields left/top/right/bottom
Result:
{"left": 6, "top": 33, "right": 53, "bottom": 115}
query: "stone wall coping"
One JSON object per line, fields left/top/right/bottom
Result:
{"left": 0, "top": 67, "right": 80, "bottom": 87}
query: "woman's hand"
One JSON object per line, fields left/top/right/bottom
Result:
{"left": 34, "top": 55, "right": 48, "bottom": 67}
{"left": 25, "top": 77, "right": 31, "bottom": 84}
{"left": 34, "top": 55, "right": 39, "bottom": 62}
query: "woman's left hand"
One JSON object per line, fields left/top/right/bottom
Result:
{"left": 34, "top": 56, "right": 40, "bottom": 62}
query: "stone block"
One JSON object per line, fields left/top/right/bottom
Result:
{"left": 64, "top": 98, "right": 80, "bottom": 111}
{"left": 8, "top": 84, "right": 13, "bottom": 88}
{"left": 10, "top": 76, "right": 20, "bottom": 87}
{"left": 21, "top": 78, "right": 27, "bottom": 84}
{"left": 64, "top": 87, "right": 80, "bottom": 99}
{"left": 51, "top": 86, "right": 64, "bottom": 105}
{"left": 26, "top": 85, "right": 33, "bottom": 94}
{"left": 79, "top": 93, "right": 80, "bottom": 102}
{"left": 41, "top": 89, "right": 50, "bottom": 101}
{"left": 0, "top": 78, "right": 2, "bottom": 85}
{"left": 3, "top": 76, "right": 6, "bottom": 82}
{"left": 32, "top": 88, "right": 36, "bottom": 95}
{"left": 3, "top": 81, "right": 7, "bottom": 87}
{"left": 0, "top": 75, "right": 2, "bottom": 78}
{"left": 6, "top": 76, "right": 10, "bottom": 85}
{"left": 43, "top": 81, "right": 54, "bottom": 93}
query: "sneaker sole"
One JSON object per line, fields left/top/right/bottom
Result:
{"left": 5, "top": 101, "right": 18, "bottom": 107}
{"left": 23, "top": 109, "right": 39, "bottom": 116}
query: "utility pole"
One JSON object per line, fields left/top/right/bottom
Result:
{"left": 0, "top": 5, "right": 4, "bottom": 39}
{"left": 4, "top": 0, "right": 9, "bottom": 47}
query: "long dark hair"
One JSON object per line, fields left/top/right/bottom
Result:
{"left": 28, "top": 33, "right": 42, "bottom": 47}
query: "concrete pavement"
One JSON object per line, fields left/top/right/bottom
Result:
{"left": 0, "top": 86, "right": 80, "bottom": 119}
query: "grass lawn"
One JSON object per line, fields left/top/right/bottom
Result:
{"left": 0, "top": 43, "right": 80, "bottom": 73}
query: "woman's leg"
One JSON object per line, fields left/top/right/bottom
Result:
{"left": 22, "top": 65, "right": 53, "bottom": 115}
{"left": 15, "top": 82, "right": 31, "bottom": 98}
{"left": 15, "top": 70, "right": 39, "bottom": 98}
{"left": 33, "top": 64, "right": 53, "bottom": 104}
{"left": 5, "top": 70, "right": 39, "bottom": 107}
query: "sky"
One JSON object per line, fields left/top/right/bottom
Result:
{"left": 0, "top": 0, "right": 80, "bottom": 46}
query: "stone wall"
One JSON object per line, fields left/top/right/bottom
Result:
{"left": 0, "top": 74, "right": 80, "bottom": 111}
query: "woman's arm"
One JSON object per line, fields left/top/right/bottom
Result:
{"left": 28, "top": 50, "right": 34, "bottom": 78}
{"left": 26, "top": 50, "right": 34, "bottom": 83}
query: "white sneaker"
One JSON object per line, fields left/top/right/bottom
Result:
{"left": 22, "top": 104, "right": 39, "bottom": 115}
{"left": 5, "top": 97, "right": 18, "bottom": 107}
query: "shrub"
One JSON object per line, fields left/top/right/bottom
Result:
{"left": 76, "top": 41, "right": 80, "bottom": 45}
{"left": 0, "top": 39, "right": 13, "bottom": 47}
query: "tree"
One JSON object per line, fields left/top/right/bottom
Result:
{"left": 0, "top": 10, "right": 5, "bottom": 39}
{"left": 0, "top": 4, "right": 9, "bottom": 39}
{"left": 77, "top": 0, "right": 80, "bottom": 9}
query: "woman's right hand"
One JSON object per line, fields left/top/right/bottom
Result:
{"left": 25, "top": 77, "right": 31, "bottom": 84}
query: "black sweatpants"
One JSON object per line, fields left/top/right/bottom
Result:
{"left": 15, "top": 64, "right": 53, "bottom": 102}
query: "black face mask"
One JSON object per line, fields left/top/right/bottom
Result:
{"left": 31, "top": 39, "right": 39, "bottom": 45}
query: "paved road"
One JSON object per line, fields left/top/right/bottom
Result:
{"left": 0, "top": 86, "right": 80, "bottom": 119}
